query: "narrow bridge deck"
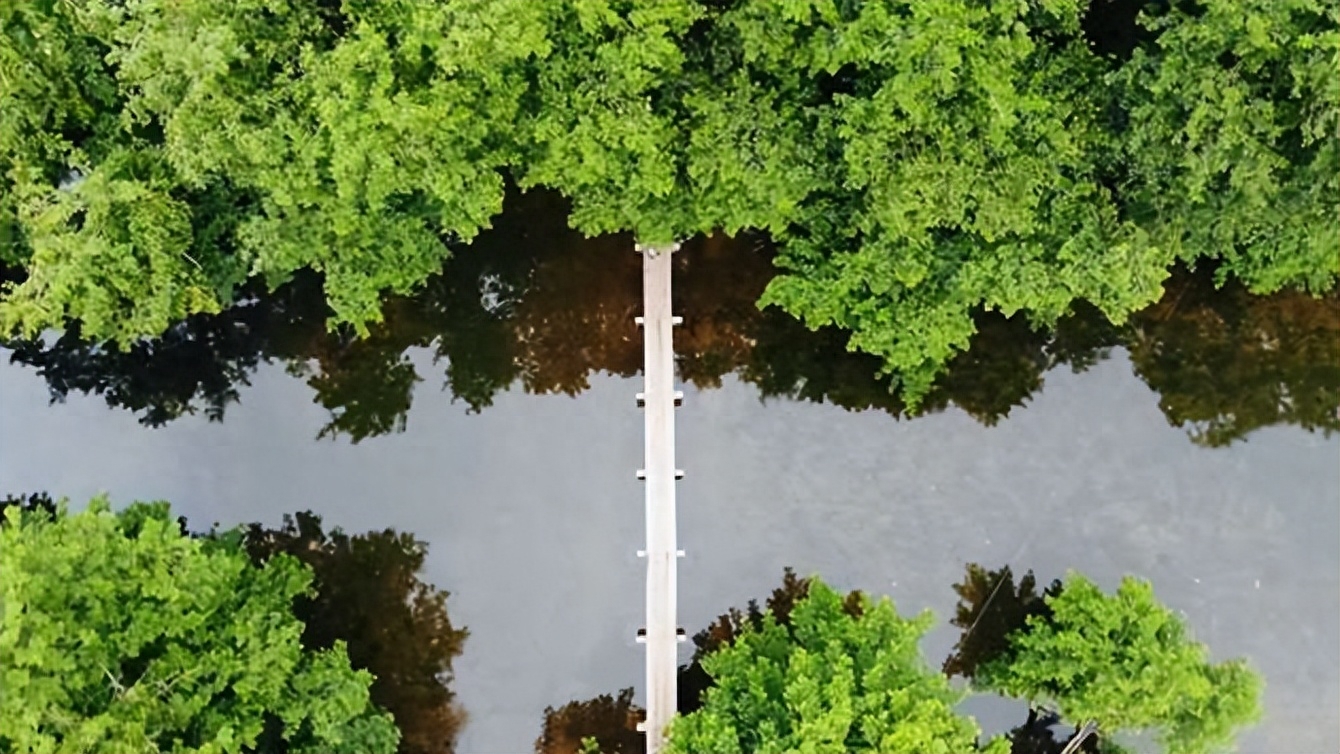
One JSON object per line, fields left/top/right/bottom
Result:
{"left": 635, "top": 244, "right": 681, "bottom": 754}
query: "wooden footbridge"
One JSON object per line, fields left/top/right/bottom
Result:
{"left": 633, "top": 243, "right": 684, "bottom": 754}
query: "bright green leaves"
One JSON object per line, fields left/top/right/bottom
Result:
{"left": 0, "top": 0, "right": 120, "bottom": 268}
{"left": 0, "top": 497, "right": 398, "bottom": 753}
{"left": 682, "top": 75, "right": 810, "bottom": 237}
{"left": 0, "top": 152, "right": 233, "bottom": 342}
{"left": 568, "top": 568, "right": 1256, "bottom": 753}
{"left": 515, "top": 0, "right": 701, "bottom": 244}
{"left": 761, "top": 0, "right": 1336, "bottom": 403}
{"left": 3, "top": 0, "right": 548, "bottom": 340}
{"left": 756, "top": 0, "right": 1153, "bottom": 405}
{"left": 666, "top": 577, "right": 1004, "bottom": 754}
{"left": 518, "top": 0, "right": 826, "bottom": 241}
{"left": 104, "top": 0, "right": 546, "bottom": 334}
{"left": 2, "top": 0, "right": 1333, "bottom": 390}
{"left": 977, "top": 574, "right": 1263, "bottom": 754}
{"left": 1117, "top": 0, "right": 1340, "bottom": 295}
{"left": 280, "top": 645, "right": 403, "bottom": 754}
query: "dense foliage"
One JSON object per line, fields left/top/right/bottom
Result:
{"left": 665, "top": 576, "right": 1007, "bottom": 754}
{"left": 556, "top": 567, "right": 1262, "bottom": 754}
{"left": 3, "top": 0, "right": 1335, "bottom": 402}
{"left": 0, "top": 497, "right": 399, "bottom": 754}
{"left": 976, "top": 573, "right": 1263, "bottom": 754}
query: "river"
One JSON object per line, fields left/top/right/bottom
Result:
{"left": 2, "top": 190, "right": 1336, "bottom": 753}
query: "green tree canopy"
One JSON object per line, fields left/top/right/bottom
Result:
{"left": 976, "top": 573, "right": 1263, "bottom": 754}
{"left": 551, "top": 567, "right": 1259, "bottom": 754}
{"left": 0, "top": 496, "right": 399, "bottom": 754}
{"left": 666, "top": 576, "right": 1007, "bottom": 754}
{"left": 3, "top": 0, "right": 1334, "bottom": 403}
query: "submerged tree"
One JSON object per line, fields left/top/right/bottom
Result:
{"left": 3, "top": 0, "right": 1334, "bottom": 404}
{"left": 0, "top": 497, "right": 399, "bottom": 753}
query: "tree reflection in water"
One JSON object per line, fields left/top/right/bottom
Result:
{"left": 943, "top": 564, "right": 1060, "bottom": 682}
{"left": 5, "top": 189, "right": 1336, "bottom": 446}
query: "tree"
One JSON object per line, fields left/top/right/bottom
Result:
{"left": 760, "top": 0, "right": 1337, "bottom": 401}
{"left": 944, "top": 564, "right": 1120, "bottom": 754}
{"left": 976, "top": 573, "right": 1263, "bottom": 754}
{"left": 665, "top": 576, "right": 1008, "bottom": 754}
{"left": 241, "top": 512, "right": 469, "bottom": 754}
{"left": 555, "top": 567, "right": 1257, "bottom": 753}
{"left": 0, "top": 497, "right": 399, "bottom": 754}
{"left": 1113, "top": 0, "right": 1338, "bottom": 297}
{"left": 3, "top": 1, "right": 1333, "bottom": 404}
{"left": 545, "top": 570, "right": 995, "bottom": 754}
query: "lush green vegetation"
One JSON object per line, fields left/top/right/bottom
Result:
{"left": 0, "top": 494, "right": 467, "bottom": 754}
{"left": 3, "top": 0, "right": 1334, "bottom": 403}
{"left": 553, "top": 568, "right": 1262, "bottom": 754}
{"left": 666, "top": 577, "right": 1008, "bottom": 753}
{"left": 975, "top": 574, "right": 1262, "bottom": 754}
{"left": 0, "top": 497, "right": 399, "bottom": 753}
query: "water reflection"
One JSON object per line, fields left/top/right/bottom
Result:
{"left": 242, "top": 513, "right": 469, "bottom": 754}
{"left": 1004, "top": 709, "right": 1103, "bottom": 754}
{"left": 0, "top": 491, "right": 57, "bottom": 519}
{"left": 5, "top": 190, "right": 1336, "bottom": 446}
{"left": 536, "top": 689, "right": 645, "bottom": 754}
{"left": 1, "top": 493, "right": 468, "bottom": 754}
{"left": 942, "top": 564, "right": 1059, "bottom": 681}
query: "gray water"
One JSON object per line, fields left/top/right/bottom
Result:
{"left": 2, "top": 344, "right": 1336, "bottom": 753}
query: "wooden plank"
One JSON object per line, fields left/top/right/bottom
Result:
{"left": 639, "top": 244, "right": 679, "bottom": 754}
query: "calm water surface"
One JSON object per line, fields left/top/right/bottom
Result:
{"left": 2, "top": 192, "right": 1337, "bottom": 753}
